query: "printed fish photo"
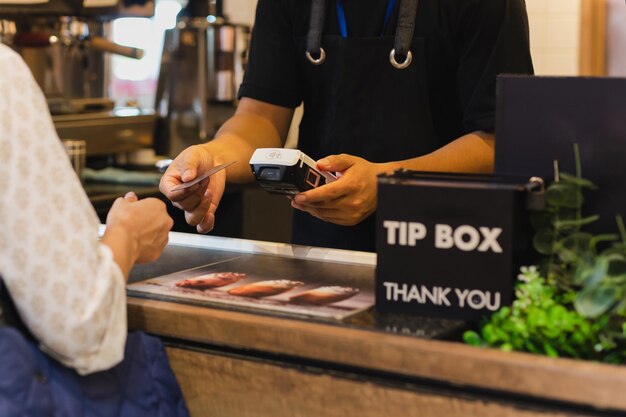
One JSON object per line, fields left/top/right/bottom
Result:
{"left": 127, "top": 253, "right": 375, "bottom": 320}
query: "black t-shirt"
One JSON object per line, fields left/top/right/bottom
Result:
{"left": 239, "top": 0, "right": 534, "bottom": 143}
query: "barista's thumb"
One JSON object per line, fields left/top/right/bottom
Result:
{"left": 180, "top": 147, "right": 204, "bottom": 182}
{"left": 317, "top": 154, "right": 355, "bottom": 173}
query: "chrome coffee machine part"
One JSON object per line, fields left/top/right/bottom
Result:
{"left": 0, "top": 1, "right": 157, "bottom": 160}
{"left": 3, "top": 16, "right": 144, "bottom": 105}
{"left": 154, "top": 5, "right": 250, "bottom": 156}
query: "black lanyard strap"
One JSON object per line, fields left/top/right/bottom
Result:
{"left": 306, "top": 0, "right": 327, "bottom": 65}
{"left": 391, "top": 0, "right": 419, "bottom": 69}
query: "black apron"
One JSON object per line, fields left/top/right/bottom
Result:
{"left": 292, "top": 0, "right": 440, "bottom": 252}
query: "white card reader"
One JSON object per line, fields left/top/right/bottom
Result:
{"left": 249, "top": 148, "right": 337, "bottom": 195}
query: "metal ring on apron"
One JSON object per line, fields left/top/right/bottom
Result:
{"left": 389, "top": 49, "right": 412, "bottom": 69}
{"left": 306, "top": 47, "right": 326, "bottom": 65}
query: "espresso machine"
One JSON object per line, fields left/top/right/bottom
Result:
{"left": 0, "top": 0, "right": 156, "bottom": 157}
{"left": 153, "top": 0, "right": 250, "bottom": 157}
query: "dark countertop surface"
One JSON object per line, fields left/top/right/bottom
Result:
{"left": 128, "top": 241, "right": 468, "bottom": 341}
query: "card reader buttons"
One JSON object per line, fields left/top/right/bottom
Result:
{"left": 305, "top": 168, "right": 321, "bottom": 188}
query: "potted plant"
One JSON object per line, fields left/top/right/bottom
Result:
{"left": 464, "top": 146, "right": 626, "bottom": 363}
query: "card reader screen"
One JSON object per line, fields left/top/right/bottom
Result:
{"left": 259, "top": 167, "right": 281, "bottom": 181}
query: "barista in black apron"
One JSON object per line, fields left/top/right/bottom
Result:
{"left": 292, "top": 0, "right": 439, "bottom": 252}
{"left": 161, "top": 0, "right": 532, "bottom": 252}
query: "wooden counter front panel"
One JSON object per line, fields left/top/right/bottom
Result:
{"left": 129, "top": 298, "right": 626, "bottom": 411}
{"left": 165, "top": 347, "right": 590, "bottom": 417}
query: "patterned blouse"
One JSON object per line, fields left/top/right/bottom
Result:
{"left": 0, "top": 45, "right": 127, "bottom": 375}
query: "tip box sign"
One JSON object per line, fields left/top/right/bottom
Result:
{"left": 375, "top": 173, "right": 536, "bottom": 321}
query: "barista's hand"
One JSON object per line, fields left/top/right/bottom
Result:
{"left": 291, "top": 154, "right": 383, "bottom": 226}
{"left": 159, "top": 145, "right": 226, "bottom": 233}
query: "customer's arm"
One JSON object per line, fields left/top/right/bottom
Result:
{"left": 0, "top": 45, "right": 171, "bottom": 375}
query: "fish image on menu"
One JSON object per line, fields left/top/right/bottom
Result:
{"left": 175, "top": 272, "right": 246, "bottom": 289}
{"left": 289, "top": 286, "right": 359, "bottom": 305}
{"left": 127, "top": 253, "right": 375, "bottom": 320}
{"left": 228, "top": 279, "right": 303, "bottom": 298}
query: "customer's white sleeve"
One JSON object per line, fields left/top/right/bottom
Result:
{"left": 0, "top": 44, "right": 128, "bottom": 375}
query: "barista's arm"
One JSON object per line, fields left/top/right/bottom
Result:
{"left": 160, "top": 98, "right": 294, "bottom": 232}
{"left": 382, "top": 130, "right": 494, "bottom": 174}
{"left": 204, "top": 98, "right": 295, "bottom": 182}
{"left": 162, "top": 97, "right": 294, "bottom": 186}
{"left": 292, "top": 131, "right": 494, "bottom": 226}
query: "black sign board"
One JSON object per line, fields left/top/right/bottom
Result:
{"left": 375, "top": 172, "right": 536, "bottom": 321}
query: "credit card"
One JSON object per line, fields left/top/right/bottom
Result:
{"left": 171, "top": 161, "right": 237, "bottom": 192}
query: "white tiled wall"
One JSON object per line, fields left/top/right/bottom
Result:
{"left": 526, "top": 0, "right": 582, "bottom": 76}
{"left": 606, "top": 0, "right": 626, "bottom": 76}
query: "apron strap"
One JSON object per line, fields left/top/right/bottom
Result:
{"left": 391, "top": 0, "right": 419, "bottom": 69}
{"left": 306, "top": 0, "right": 327, "bottom": 65}
{"left": 306, "top": 0, "right": 418, "bottom": 69}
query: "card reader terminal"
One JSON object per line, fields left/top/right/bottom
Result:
{"left": 249, "top": 148, "right": 337, "bottom": 195}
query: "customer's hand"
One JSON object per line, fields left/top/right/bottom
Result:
{"left": 159, "top": 145, "right": 226, "bottom": 233}
{"left": 106, "top": 192, "right": 173, "bottom": 264}
{"left": 290, "top": 154, "right": 384, "bottom": 226}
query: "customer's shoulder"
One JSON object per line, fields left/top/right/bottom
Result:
{"left": 0, "top": 43, "right": 22, "bottom": 62}
{"left": 0, "top": 43, "right": 31, "bottom": 77}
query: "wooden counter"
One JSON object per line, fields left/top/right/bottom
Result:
{"left": 126, "top": 232, "right": 626, "bottom": 417}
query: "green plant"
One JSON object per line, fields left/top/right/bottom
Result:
{"left": 463, "top": 266, "right": 625, "bottom": 362}
{"left": 464, "top": 145, "right": 626, "bottom": 363}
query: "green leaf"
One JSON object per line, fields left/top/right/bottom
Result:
{"left": 524, "top": 339, "right": 541, "bottom": 353}
{"left": 534, "top": 229, "right": 556, "bottom": 255}
{"left": 559, "top": 172, "right": 597, "bottom": 189}
{"left": 575, "top": 256, "right": 609, "bottom": 287}
{"left": 554, "top": 215, "right": 600, "bottom": 231}
{"left": 500, "top": 343, "right": 514, "bottom": 352}
{"left": 542, "top": 325, "right": 562, "bottom": 339}
{"left": 574, "top": 258, "right": 595, "bottom": 286}
{"left": 612, "top": 294, "right": 626, "bottom": 316}
{"left": 547, "top": 305, "right": 568, "bottom": 325}
{"left": 463, "top": 331, "right": 483, "bottom": 346}
{"left": 546, "top": 183, "right": 584, "bottom": 209}
{"left": 570, "top": 330, "right": 587, "bottom": 346}
{"left": 555, "top": 233, "right": 593, "bottom": 263}
{"left": 543, "top": 342, "right": 559, "bottom": 358}
{"left": 574, "top": 285, "right": 619, "bottom": 319}
{"left": 481, "top": 324, "right": 499, "bottom": 344}
{"left": 589, "top": 234, "right": 619, "bottom": 252}
{"left": 527, "top": 308, "right": 548, "bottom": 328}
